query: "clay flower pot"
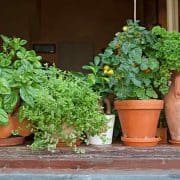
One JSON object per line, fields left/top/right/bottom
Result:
{"left": 114, "top": 100, "right": 164, "bottom": 147}
{"left": 0, "top": 115, "right": 25, "bottom": 146}
{"left": 13, "top": 115, "right": 32, "bottom": 137}
{"left": 0, "top": 115, "right": 14, "bottom": 138}
{"left": 57, "top": 123, "right": 81, "bottom": 148}
{"left": 165, "top": 72, "right": 180, "bottom": 145}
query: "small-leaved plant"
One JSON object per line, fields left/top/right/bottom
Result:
{"left": 152, "top": 26, "right": 180, "bottom": 94}
{"left": 19, "top": 67, "right": 107, "bottom": 152}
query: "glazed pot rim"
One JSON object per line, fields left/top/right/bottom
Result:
{"left": 114, "top": 99, "right": 164, "bottom": 110}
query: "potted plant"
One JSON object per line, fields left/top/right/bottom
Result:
{"left": 94, "top": 20, "right": 164, "bottom": 147}
{"left": 19, "top": 66, "right": 107, "bottom": 152}
{"left": 83, "top": 56, "right": 115, "bottom": 145}
{"left": 0, "top": 35, "right": 43, "bottom": 145}
{"left": 152, "top": 26, "right": 180, "bottom": 145}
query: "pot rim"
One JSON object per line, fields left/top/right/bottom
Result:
{"left": 114, "top": 99, "right": 164, "bottom": 110}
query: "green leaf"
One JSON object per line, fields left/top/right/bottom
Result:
{"left": 0, "top": 54, "right": 11, "bottom": 67}
{"left": 135, "top": 88, "right": 148, "bottom": 99}
{"left": 104, "top": 49, "right": 113, "bottom": 57}
{"left": 148, "top": 58, "right": 159, "bottom": 71}
{"left": 129, "top": 48, "right": 142, "bottom": 64}
{"left": 143, "top": 78, "right": 151, "bottom": 86}
{"left": 0, "top": 78, "right": 11, "bottom": 94}
{"left": 140, "top": 62, "right": 148, "bottom": 70}
{"left": 20, "top": 39, "right": 27, "bottom": 46}
{"left": 16, "top": 51, "right": 24, "bottom": 59}
{"left": 146, "top": 88, "right": 158, "bottom": 98}
{"left": 94, "top": 56, "right": 100, "bottom": 65}
{"left": 20, "top": 86, "right": 35, "bottom": 107}
{"left": 36, "top": 56, "right": 42, "bottom": 61}
{"left": 131, "top": 77, "right": 142, "bottom": 87}
{"left": 0, "top": 35, "right": 10, "bottom": 43}
{"left": 3, "top": 92, "right": 19, "bottom": 113}
{"left": 0, "top": 108, "right": 8, "bottom": 126}
{"left": 122, "top": 42, "right": 136, "bottom": 55}
{"left": 87, "top": 74, "right": 96, "bottom": 86}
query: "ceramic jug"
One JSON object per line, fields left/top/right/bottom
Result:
{"left": 165, "top": 72, "right": 180, "bottom": 142}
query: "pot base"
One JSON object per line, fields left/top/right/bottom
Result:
{"left": 0, "top": 137, "right": 25, "bottom": 147}
{"left": 121, "top": 137, "right": 161, "bottom": 147}
{"left": 169, "top": 140, "right": 180, "bottom": 146}
{"left": 57, "top": 140, "right": 82, "bottom": 147}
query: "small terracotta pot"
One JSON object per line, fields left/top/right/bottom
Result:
{"left": 114, "top": 100, "right": 164, "bottom": 147}
{"left": 0, "top": 115, "right": 14, "bottom": 138}
{"left": 57, "top": 123, "right": 81, "bottom": 147}
{"left": 165, "top": 72, "right": 180, "bottom": 143}
{"left": 12, "top": 115, "right": 32, "bottom": 137}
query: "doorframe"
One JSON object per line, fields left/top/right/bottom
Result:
{"left": 166, "top": 0, "right": 179, "bottom": 31}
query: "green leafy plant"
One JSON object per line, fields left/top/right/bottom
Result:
{"left": 85, "top": 20, "right": 160, "bottom": 100}
{"left": 19, "top": 67, "right": 107, "bottom": 152}
{"left": 0, "top": 35, "right": 43, "bottom": 125}
{"left": 152, "top": 26, "right": 180, "bottom": 94}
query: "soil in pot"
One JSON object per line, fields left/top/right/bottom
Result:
{"left": 115, "top": 100, "right": 164, "bottom": 147}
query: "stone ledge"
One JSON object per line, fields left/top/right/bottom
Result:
{"left": 0, "top": 144, "right": 180, "bottom": 170}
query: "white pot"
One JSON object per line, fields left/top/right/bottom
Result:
{"left": 88, "top": 114, "right": 115, "bottom": 145}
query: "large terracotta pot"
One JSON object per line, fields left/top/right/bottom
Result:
{"left": 165, "top": 72, "right": 180, "bottom": 144}
{"left": 114, "top": 100, "right": 164, "bottom": 147}
{"left": 0, "top": 115, "right": 14, "bottom": 138}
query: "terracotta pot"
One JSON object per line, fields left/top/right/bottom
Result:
{"left": 121, "top": 137, "right": 161, "bottom": 147}
{"left": 57, "top": 123, "right": 81, "bottom": 147}
{"left": 13, "top": 115, "right": 32, "bottom": 137}
{"left": 165, "top": 72, "right": 180, "bottom": 142}
{"left": 0, "top": 115, "right": 14, "bottom": 138}
{"left": 114, "top": 100, "right": 164, "bottom": 146}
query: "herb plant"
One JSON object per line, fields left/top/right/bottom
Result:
{"left": 0, "top": 35, "right": 43, "bottom": 125}
{"left": 19, "top": 67, "right": 107, "bottom": 151}
{"left": 152, "top": 26, "right": 180, "bottom": 94}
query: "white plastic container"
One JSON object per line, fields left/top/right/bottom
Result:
{"left": 88, "top": 114, "right": 115, "bottom": 145}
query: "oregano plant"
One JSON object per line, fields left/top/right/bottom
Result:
{"left": 19, "top": 67, "right": 107, "bottom": 152}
